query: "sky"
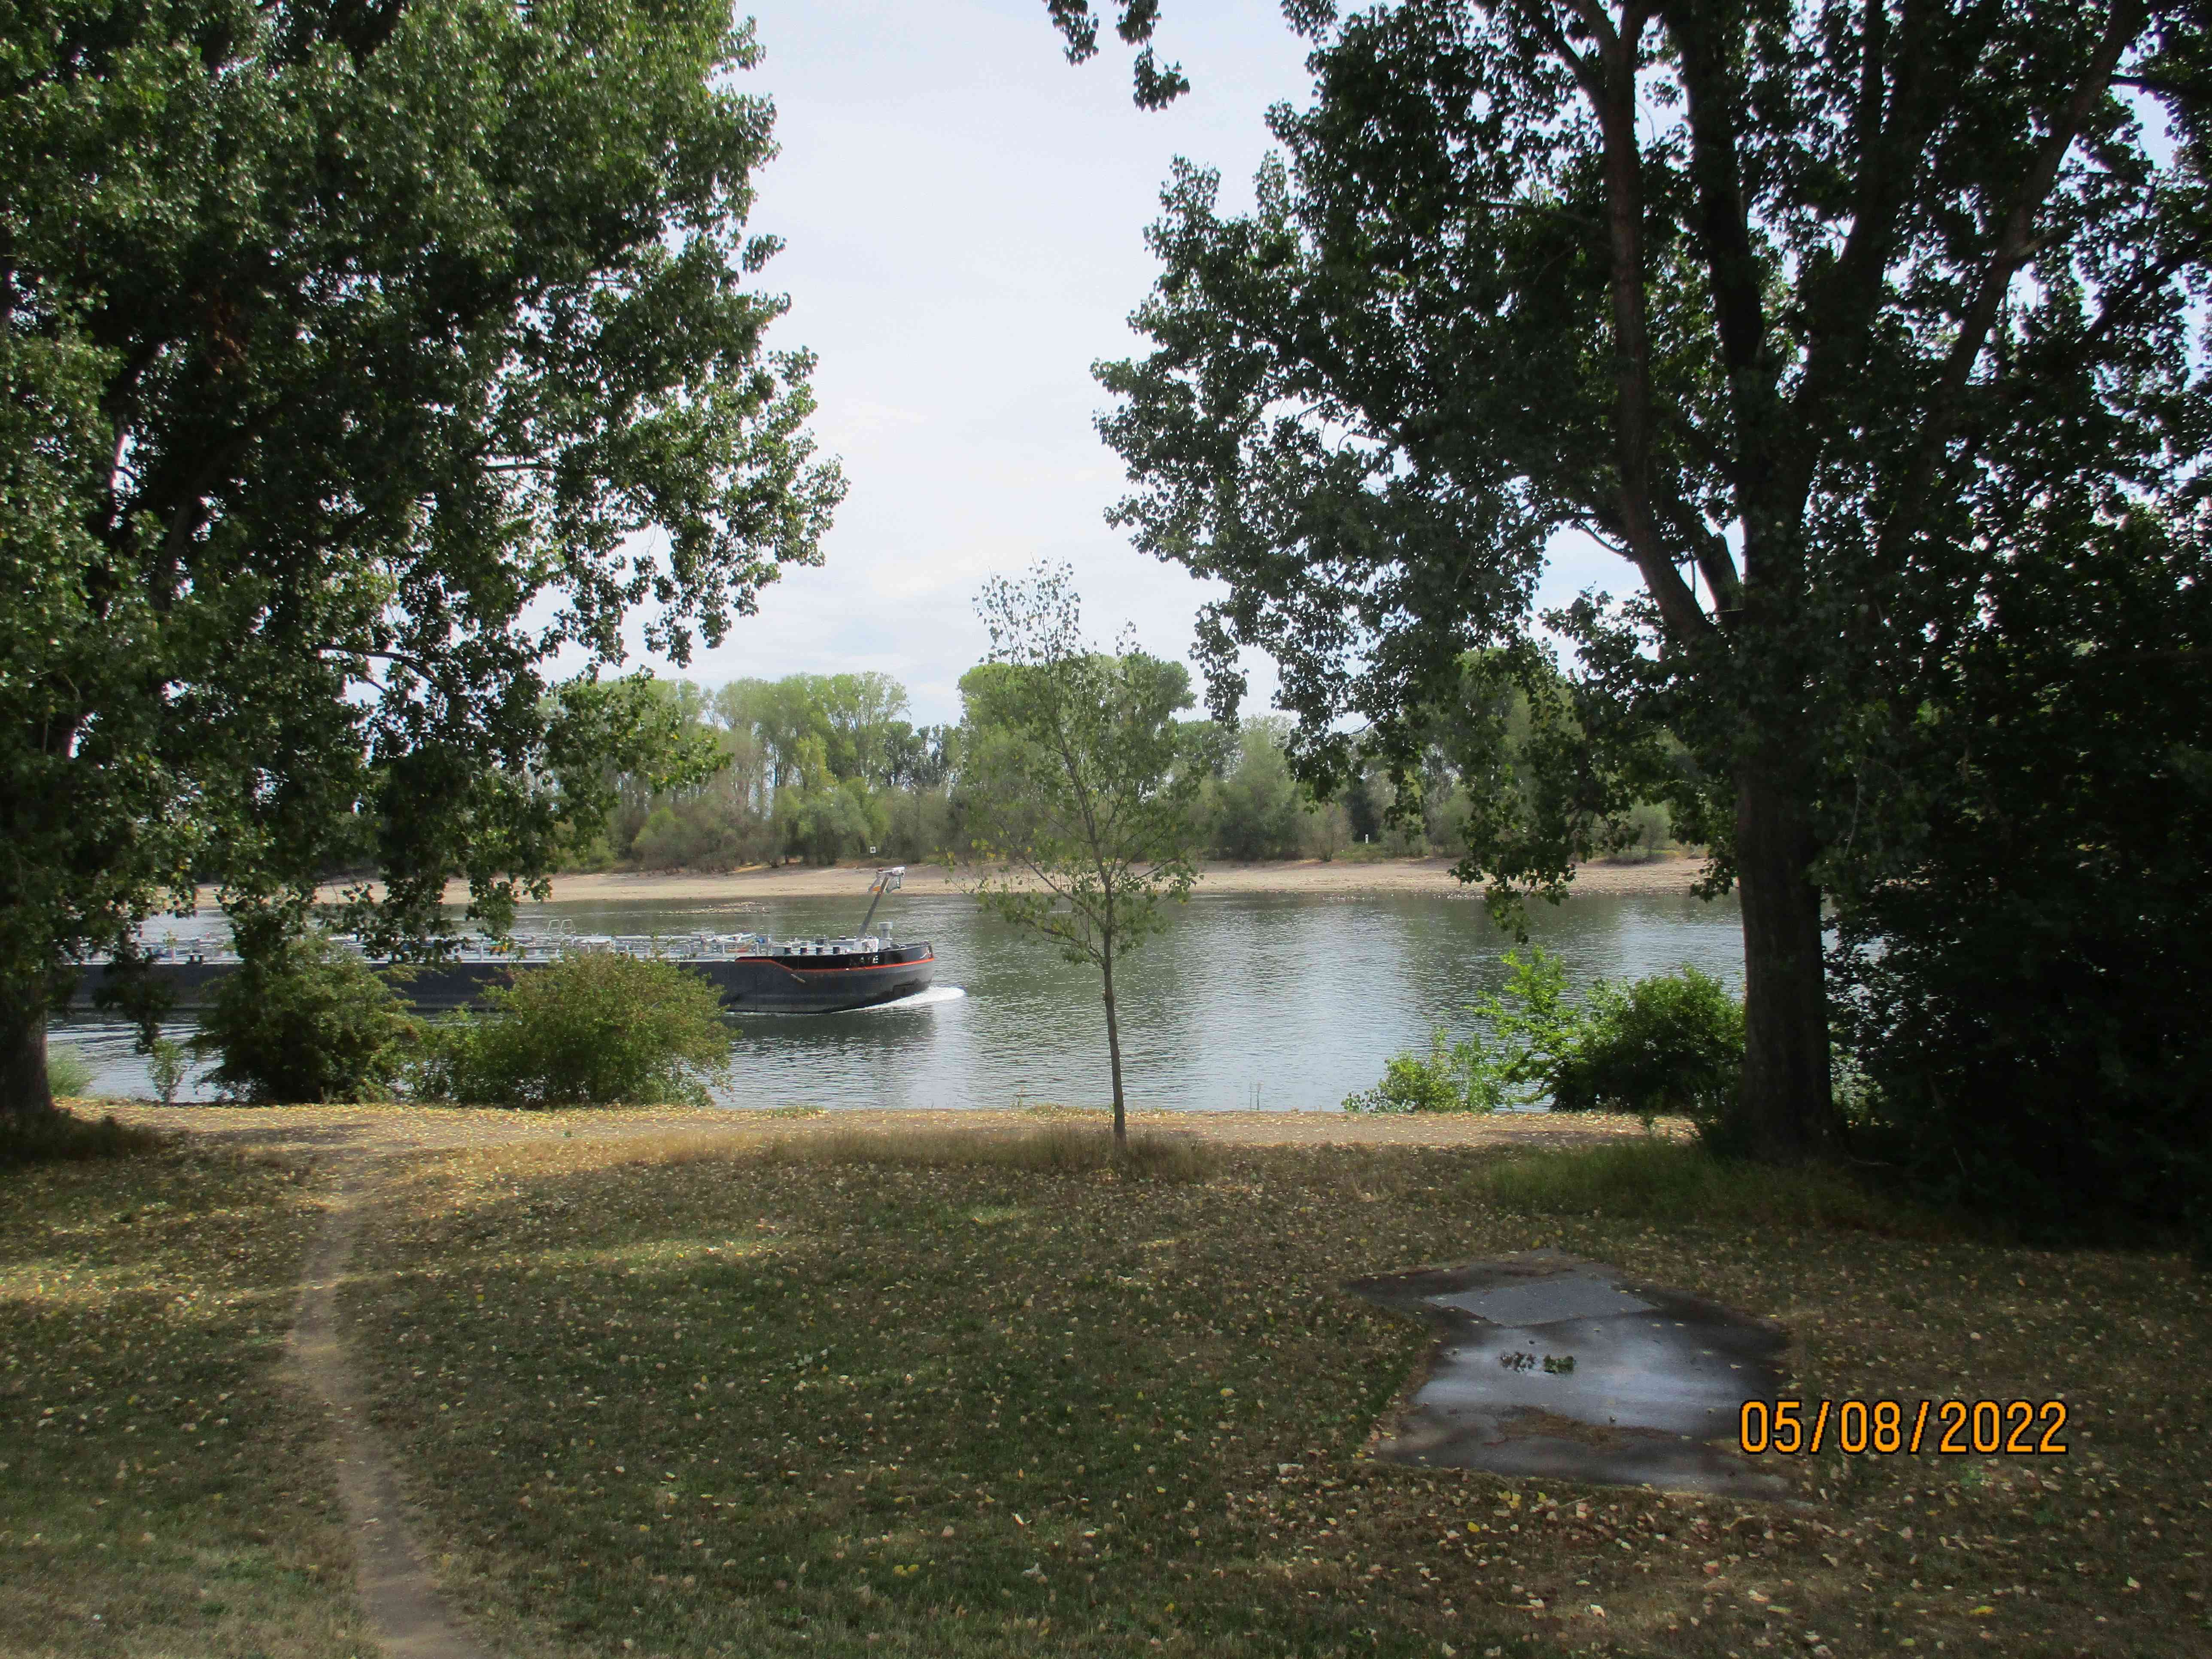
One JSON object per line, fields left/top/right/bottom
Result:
{"left": 638, "top": 0, "right": 1620, "bottom": 727}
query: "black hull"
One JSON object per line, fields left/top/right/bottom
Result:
{"left": 73, "top": 947, "right": 936, "bottom": 1017}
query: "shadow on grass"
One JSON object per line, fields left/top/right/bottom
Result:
{"left": 0, "top": 1105, "right": 165, "bottom": 1167}
{"left": 1462, "top": 1135, "right": 1981, "bottom": 1240}
{"left": 551, "top": 1121, "right": 1221, "bottom": 1183}
{"left": 761, "top": 1123, "right": 1218, "bottom": 1183}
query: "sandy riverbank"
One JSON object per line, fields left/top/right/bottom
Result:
{"left": 351, "top": 854, "right": 1706, "bottom": 908}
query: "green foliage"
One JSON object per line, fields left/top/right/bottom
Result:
{"left": 1205, "top": 718, "right": 1307, "bottom": 860}
{"left": 1342, "top": 1036, "right": 1477, "bottom": 1116}
{"left": 1613, "top": 802, "right": 1675, "bottom": 863}
{"left": 1346, "top": 949, "right": 1743, "bottom": 1124}
{"left": 880, "top": 786, "right": 958, "bottom": 872}
{"left": 775, "top": 779, "right": 883, "bottom": 868}
{"left": 45, "top": 1045, "right": 93, "bottom": 1099}
{"left": 191, "top": 936, "right": 417, "bottom": 1104}
{"left": 1345, "top": 948, "right": 1573, "bottom": 1115}
{"left": 1189, "top": 653, "right": 1680, "bottom": 876}
{"left": 1470, "top": 948, "right": 1582, "bottom": 1100}
{"left": 1042, "top": 1, "right": 1189, "bottom": 108}
{"left": 412, "top": 953, "right": 732, "bottom": 1109}
{"left": 1551, "top": 966, "right": 1745, "bottom": 1124}
{"left": 1828, "top": 506, "right": 2212, "bottom": 1239}
{"left": 960, "top": 564, "right": 1203, "bottom": 1138}
{"left": 631, "top": 805, "right": 722, "bottom": 872}
{"left": 718, "top": 673, "right": 944, "bottom": 793}
{"left": 1176, "top": 718, "right": 1242, "bottom": 783}
{"left": 1, "top": 0, "right": 841, "bottom": 1109}
{"left": 146, "top": 1039, "right": 189, "bottom": 1106}
{"left": 596, "top": 675, "right": 1414, "bottom": 875}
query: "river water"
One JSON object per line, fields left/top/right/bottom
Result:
{"left": 52, "top": 887, "right": 1744, "bottom": 1111}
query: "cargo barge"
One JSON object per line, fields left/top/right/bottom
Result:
{"left": 74, "top": 868, "right": 935, "bottom": 1016}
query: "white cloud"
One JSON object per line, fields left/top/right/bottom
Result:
{"left": 625, "top": 2, "right": 1641, "bottom": 724}
{"left": 603, "top": 0, "right": 1313, "bottom": 722}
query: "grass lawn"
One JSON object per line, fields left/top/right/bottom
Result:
{"left": 327, "top": 1126, "right": 2209, "bottom": 1659}
{"left": 0, "top": 1131, "right": 371, "bottom": 1657}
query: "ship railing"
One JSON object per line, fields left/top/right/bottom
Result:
{"left": 103, "top": 927, "right": 875, "bottom": 968}
{"left": 469, "top": 930, "right": 779, "bottom": 961}
{"left": 775, "top": 937, "right": 881, "bottom": 958}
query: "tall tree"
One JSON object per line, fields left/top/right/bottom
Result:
{"left": 1087, "top": 0, "right": 2203, "bottom": 1160}
{"left": 959, "top": 564, "right": 1201, "bottom": 1146}
{"left": 1, "top": 0, "right": 844, "bottom": 1118}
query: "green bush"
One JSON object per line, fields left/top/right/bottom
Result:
{"left": 1343, "top": 1038, "right": 1473, "bottom": 1114}
{"left": 412, "top": 951, "right": 733, "bottom": 1108}
{"left": 1343, "top": 950, "right": 1744, "bottom": 1121}
{"left": 191, "top": 934, "right": 417, "bottom": 1103}
{"left": 46, "top": 1043, "right": 95, "bottom": 1098}
{"left": 628, "top": 796, "right": 774, "bottom": 872}
{"left": 775, "top": 781, "right": 880, "bottom": 867}
{"left": 1343, "top": 949, "right": 1574, "bottom": 1114}
{"left": 147, "top": 1038, "right": 189, "bottom": 1104}
{"left": 1824, "top": 510, "right": 2212, "bottom": 1241}
{"left": 1550, "top": 964, "right": 1743, "bottom": 1121}
{"left": 1604, "top": 800, "right": 1673, "bottom": 863}
{"left": 1206, "top": 720, "right": 1307, "bottom": 860}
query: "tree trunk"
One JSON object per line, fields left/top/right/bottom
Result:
{"left": 1, "top": 984, "right": 55, "bottom": 1122}
{"left": 1101, "top": 939, "right": 1127, "bottom": 1149}
{"left": 1730, "top": 767, "right": 1836, "bottom": 1161}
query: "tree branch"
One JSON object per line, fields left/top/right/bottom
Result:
{"left": 1534, "top": 0, "right": 1709, "bottom": 638}
{"left": 1947, "top": 241, "right": 2193, "bottom": 469}
{"left": 1876, "top": 0, "right": 2149, "bottom": 565}
{"left": 1651, "top": 471, "right": 1741, "bottom": 616}
{"left": 1665, "top": 0, "right": 1782, "bottom": 596}
{"left": 1780, "top": 0, "right": 1942, "bottom": 512}
{"left": 318, "top": 645, "right": 450, "bottom": 687}
{"left": 2112, "top": 71, "right": 2212, "bottom": 107}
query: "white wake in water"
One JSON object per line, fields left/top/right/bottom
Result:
{"left": 860, "top": 984, "right": 967, "bottom": 1011}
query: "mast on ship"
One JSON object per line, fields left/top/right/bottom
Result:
{"left": 859, "top": 866, "right": 904, "bottom": 937}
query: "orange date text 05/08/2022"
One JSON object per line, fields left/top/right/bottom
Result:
{"left": 1739, "top": 1398, "right": 2069, "bottom": 1457}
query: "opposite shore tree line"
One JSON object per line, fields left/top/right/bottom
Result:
{"left": 564, "top": 659, "right": 1682, "bottom": 875}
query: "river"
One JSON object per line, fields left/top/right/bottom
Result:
{"left": 52, "top": 887, "right": 1744, "bottom": 1111}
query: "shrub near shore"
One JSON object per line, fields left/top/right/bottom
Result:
{"left": 1346, "top": 949, "right": 1742, "bottom": 1124}
{"left": 179, "top": 941, "right": 734, "bottom": 1108}
{"left": 191, "top": 933, "right": 416, "bottom": 1103}
{"left": 411, "top": 952, "right": 733, "bottom": 1108}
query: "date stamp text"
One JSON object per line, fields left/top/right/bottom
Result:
{"left": 1739, "top": 1398, "right": 2068, "bottom": 1456}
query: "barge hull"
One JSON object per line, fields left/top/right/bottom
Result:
{"left": 73, "top": 949, "right": 935, "bottom": 1017}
